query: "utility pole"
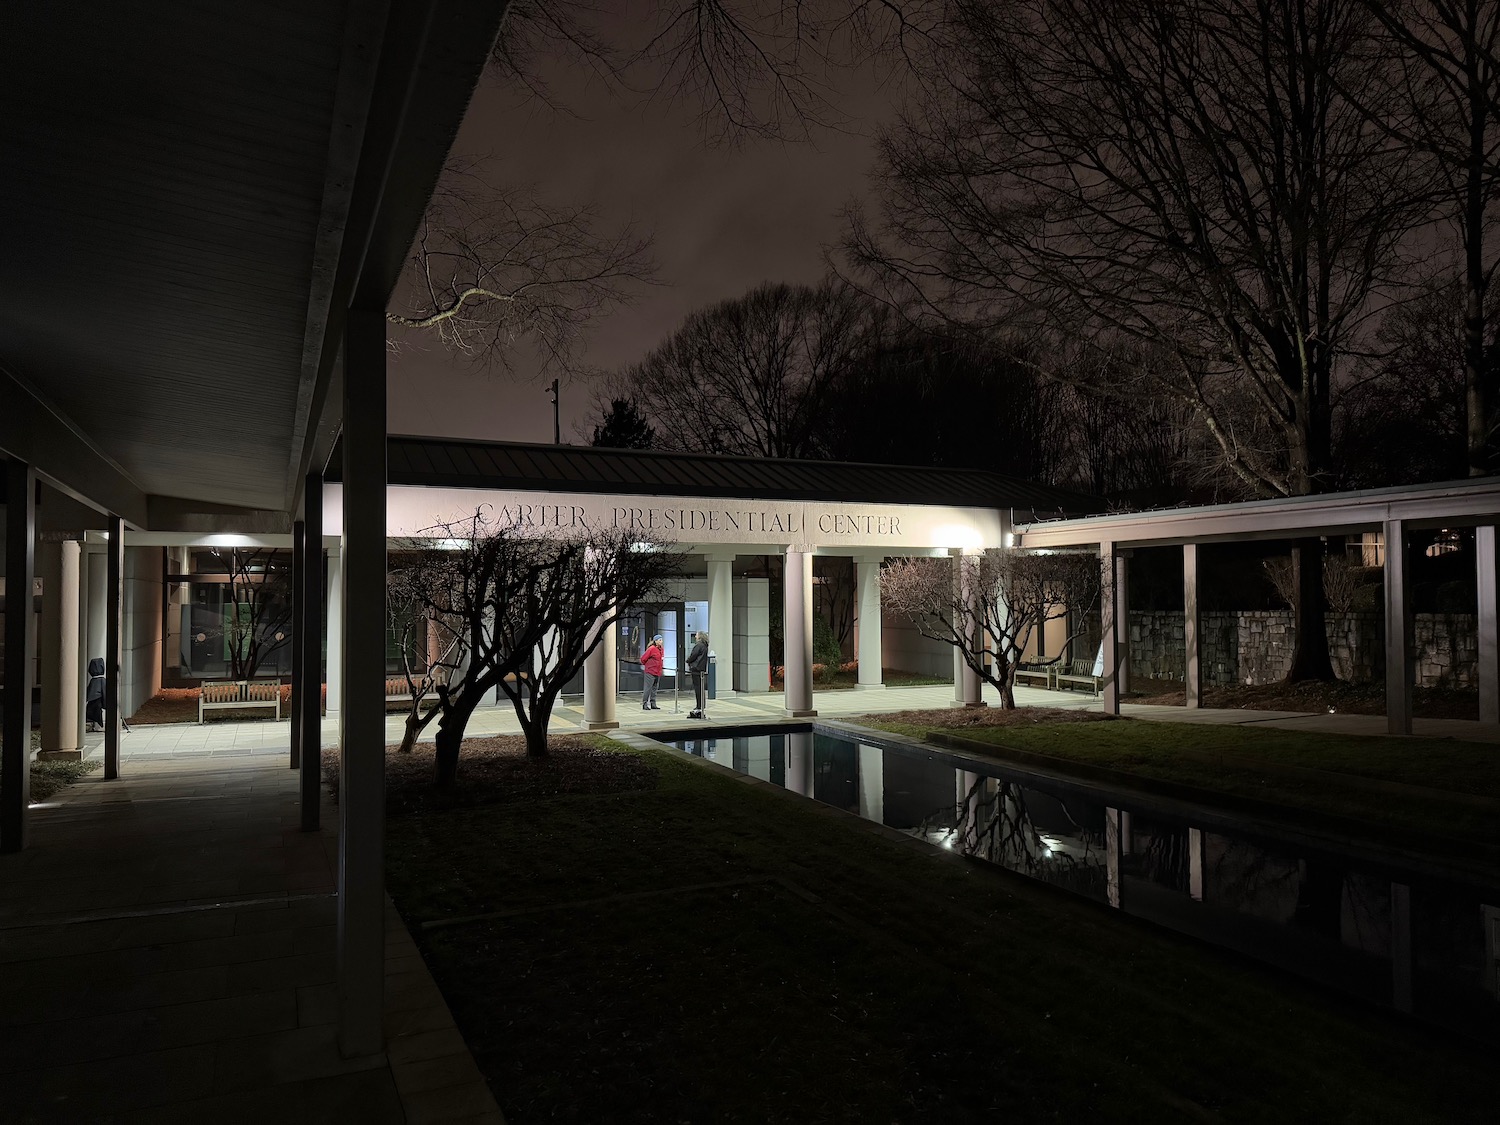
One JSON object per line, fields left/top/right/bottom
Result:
{"left": 547, "top": 377, "right": 560, "bottom": 444}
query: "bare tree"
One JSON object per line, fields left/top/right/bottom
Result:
{"left": 880, "top": 550, "right": 1103, "bottom": 708}
{"left": 387, "top": 163, "right": 655, "bottom": 373}
{"left": 205, "top": 547, "right": 292, "bottom": 682}
{"left": 846, "top": 0, "right": 1432, "bottom": 679}
{"left": 388, "top": 513, "right": 680, "bottom": 784}
{"left": 1360, "top": 0, "right": 1500, "bottom": 474}
{"left": 607, "top": 280, "right": 879, "bottom": 457}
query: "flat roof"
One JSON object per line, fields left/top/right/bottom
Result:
{"left": 327, "top": 436, "right": 1102, "bottom": 515}
{"left": 1015, "top": 476, "right": 1500, "bottom": 547}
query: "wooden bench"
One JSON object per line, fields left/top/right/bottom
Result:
{"left": 1014, "top": 664, "right": 1055, "bottom": 690}
{"left": 199, "top": 679, "right": 282, "bottom": 723}
{"left": 1055, "top": 658, "right": 1102, "bottom": 696}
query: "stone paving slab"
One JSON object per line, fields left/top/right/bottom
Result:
{"left": 0, "top": 753, "right": 503, "bottom": 1124}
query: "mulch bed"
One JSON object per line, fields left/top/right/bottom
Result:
{"left": 1131, "top": 680, "right": 1480, "bottom": 720}
{"left": 866, "top": 706, "right": 1120, "bottom": 730}
{"left": 322, "top": 734, "right": 660, "bottom": 816}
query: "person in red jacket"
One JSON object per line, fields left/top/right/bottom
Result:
{"left": 640, "top": 633, "right": 664, "bottom": 710}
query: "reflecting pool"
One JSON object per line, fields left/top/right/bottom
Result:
{"left": 661, "top": 725, "right": 1500, "bottom": 1042}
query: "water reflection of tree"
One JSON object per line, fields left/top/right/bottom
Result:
{"left": 1131, "top": 821, "right": 1191, "bottom": 895}
{"left": 918, "top": 775, "right": 1105, "bottom": 896}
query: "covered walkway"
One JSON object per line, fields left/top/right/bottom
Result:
{"left": 93, "top": 682, "right": 1500, "bottom": 764}
{"left": 0, "top": 754, "right": 501, "bottom": 1124}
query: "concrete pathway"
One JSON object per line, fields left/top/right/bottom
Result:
{"left": 96, "top": 681, "right": 1498, "bottom": 763}
{"left": 0, "top": 756, "right": 502, "bottom": 1123}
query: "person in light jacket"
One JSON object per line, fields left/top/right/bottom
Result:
{"left": 686, "top": 632, "right": 710, "bottom": 718}
{"left": 640, "top": 633, "right": 664, "bottom": 710}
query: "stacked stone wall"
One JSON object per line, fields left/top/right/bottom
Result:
{"left": 1127, "top": 610, "right": 1477, "bottom": 688}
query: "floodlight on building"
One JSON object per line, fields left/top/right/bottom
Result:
{"left": 935, "top": 525, "right": 982, "bottom": 550}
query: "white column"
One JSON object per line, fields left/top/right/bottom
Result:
{"left": 583, "top": 614, "right": 619, "bottom": 730}
{"left": 1100, "top": 540, "right": 1120, "bottom": 715}
{"left": 953, "top": 551, "right": 984, "bottom": 707}
{"left": 785, "top": 729, "right": 814, "bottom": 796}
{"left": 1477, "top": 525, "right": 1498, "bottom": 726}
{"left": 1115, "top": 550, "right": 1131, "bottom": 698}
{"left": 1188, "top": 827, "right": 1205, "bottom": 901}
{"left": 75, "top": 549, "right": 90, "bottom": 741}
{"left": 325, "top": 547, "right": 343, "bottom": 716}
{"left": 86, "top": 545, "right": 107, "bottom": 667}
{"left": 39, "top": 538, "right": 81, "bottom": 756}
{"left": 1384, "top": 519, "right": 1413, "bottom": 736}
{"left": 1183, "top": 543, "right": 1201, "bottom": 709}
{"left": 783, "top": 547, "right": 817, "bottom": 717}
{"left": 337, "top": 305, "right": 387, "bottom": 1058}
{"left": 857, "top": 743, "right": 883, "bottom": 824}
{"left": 856, "top": 556, "right": 883, "bottom": 688}
{"left": 706, "top": 552, "right": 734, "bottom": 691}
{"left": 1105, "top": 806, "right": 1122, "bottom": 909}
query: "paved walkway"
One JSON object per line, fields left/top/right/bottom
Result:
{"left": 98, "top": 682, "right": 1499, "bottom": 763}
{"left": 0, "top": 756, "right": 502, "bottom": 1123}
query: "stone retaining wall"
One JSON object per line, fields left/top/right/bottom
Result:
{"left": 1128, "top": 610, "right": 1477, "bottom": 688}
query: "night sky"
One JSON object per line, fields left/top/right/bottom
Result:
{"left": 387, "top": 18, "right": 892, "bottom": 445}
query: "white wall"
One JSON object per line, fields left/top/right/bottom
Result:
{"left": 880, "top": 608, "right": 954, "bottom": 680}
{"left": 122, "top": 546, "right": 163, "bottom": 718}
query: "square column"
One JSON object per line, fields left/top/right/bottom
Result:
{"left": 38, "top": 537, "right": 81, "bottom": 758}
{"left": 1477, "top": 525, "right": 1498, "bottom": 726}
{"left": 2, "top": 458, "right": 36, "bottom": 851}
{"left": 706, "top": 553, "right": 734, "bottom": 687}
{"left": 299, "top": 473, "right": 323, "bottom": 831}
{"left": 855, "top": 556, "right": 883, "bottom": 688}
{"left": 1100, "top": 540, "right": 1120, "bottom": 715}
{"left": 337, "top": 306, "right": 387, "bottom": 1058}
{"left": 326, "top": 544, "right": 343, "bottom": 721}
{"left": 783, "top": 548, "right": 817, "bottom": 717}
{"left": 74, "top": 548, "right": 90, "bottom": 742}
{"left": 290, "top": 518, "right": 305, "bottom": 772}
{"left": 104, "top": 514, "right": 123, "bottom": 780}
{"left": 1384, "top": 519, "right": 1413, "bottom": 735}
{"left": 583, "top": 613, "right": 619, "bottom": 730}
{"left": 1183, "top": 543, "right": 1201, "bottom": 709}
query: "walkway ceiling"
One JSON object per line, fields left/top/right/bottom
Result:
{"left": 0, "top": 0, "right": 509, "bottom": 526}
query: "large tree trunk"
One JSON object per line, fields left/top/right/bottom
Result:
{"left": 432, "top": 694, "right": 481, "bottom": 788}
{"left": 1285, "top": 538, "right": 1335, "bottom": 682}
{"left": 517, "top": 693, "right": 558, "bottom": 758}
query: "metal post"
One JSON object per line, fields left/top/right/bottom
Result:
{"left": 300, "top": 473, "right": 323, "bottom": 830}
{"left": 104, "top": 514, "right": 124, "bottom": 780}
{"left": 2, "top": 459, "right": 36, "bottom": 851}
{"left": 290, "top": 518, "right": 304, "bottom": 771}
{"left": 338, "top": 306, "right": 387, "bottom": 1058}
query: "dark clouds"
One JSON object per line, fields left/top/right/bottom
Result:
{"left": 388, "top": 24, "right": 892, "bottom": 444}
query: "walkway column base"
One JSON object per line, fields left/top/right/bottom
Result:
{"left": 854, "top": 683, "right": 886, "bottom": 691}
{"left": 784, "top": 708, "right": 819, "bottom": 719}
{"left": 586, "top": 719, "right": 620, "bottom": 731}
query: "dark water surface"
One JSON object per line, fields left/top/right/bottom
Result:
{"left": 659, "top": 724, "right": 1500, "bottom": 1041}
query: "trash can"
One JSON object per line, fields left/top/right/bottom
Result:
{"left": 707, "top": 654, "right": 717, "bottom": 700}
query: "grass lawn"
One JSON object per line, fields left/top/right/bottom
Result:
{"left": 860, "top": 709, "right": 1500, "bottom": 853}
{"left": 382, "top": 735, "right": 1494, "bottom": 1124}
